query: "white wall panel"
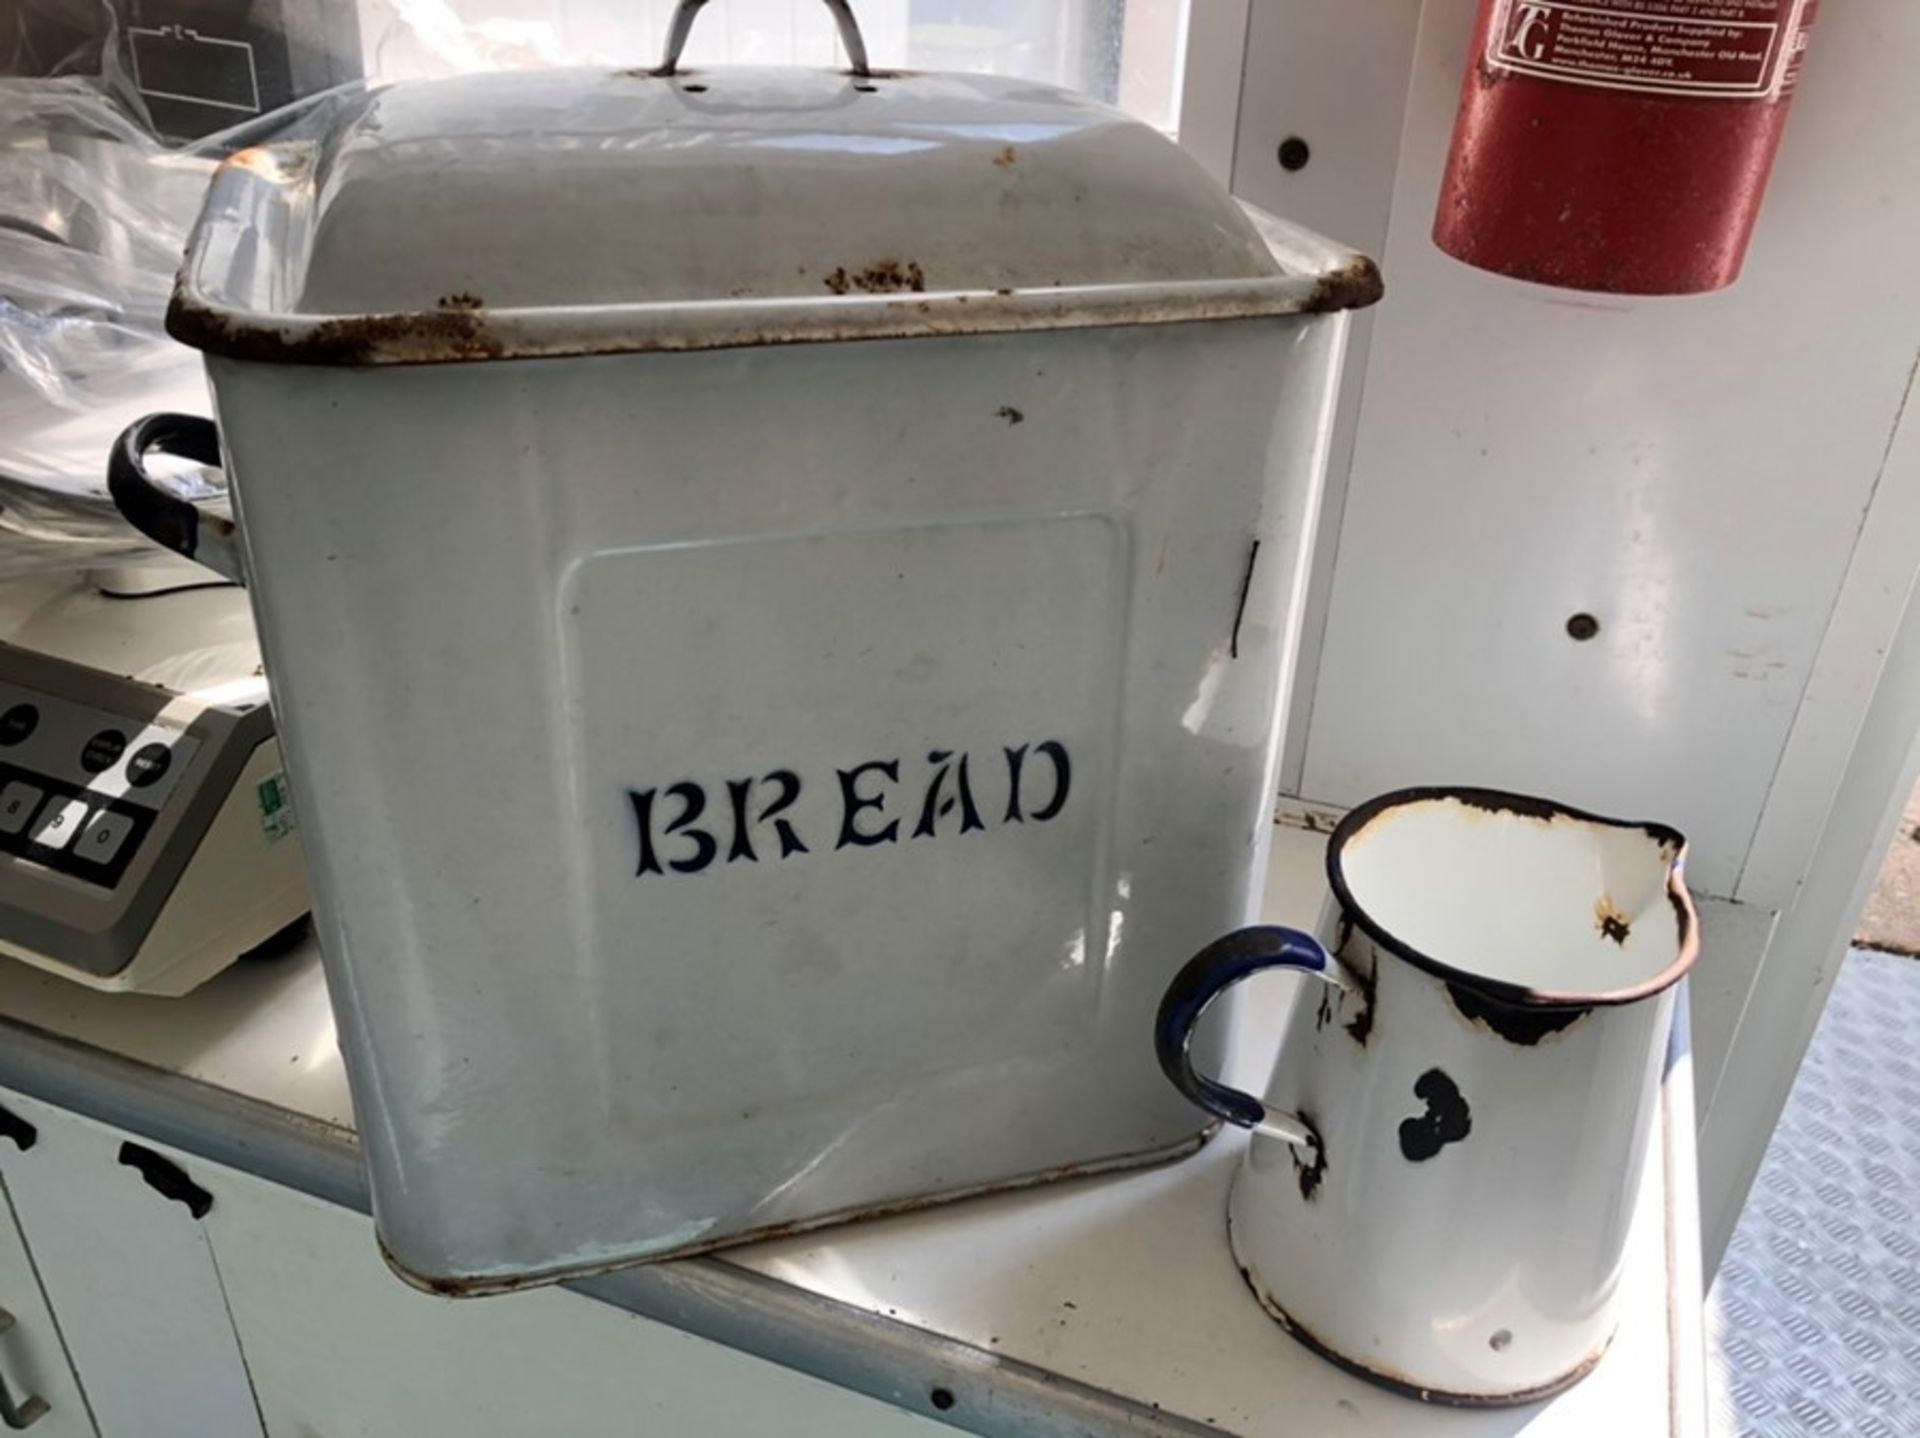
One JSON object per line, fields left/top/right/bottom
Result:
{"left": 1295, "top": 0, "right": 1920, "bottom": 902}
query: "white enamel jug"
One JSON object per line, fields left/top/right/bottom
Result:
{"left": 1155, "top": 788, "right": 1697, "bottom": 1406}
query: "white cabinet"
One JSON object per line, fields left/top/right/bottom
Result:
{"left": 0, "top": 1093, "right": 260, "bottom": 1438}
{"left": 0, "top": 1089, "right": 940, "bottom": 1438}
{"left": 0, "top": 1139, "right": 92, "bottom": 1436}
{"left": 1273, "top": 0, "right": 1920, "bottom": 906}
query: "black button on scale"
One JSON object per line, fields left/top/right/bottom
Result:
{"left": 0, "top": 704, "right": 35, "bottom": 746}
{"left": 127, "top": 743, "right": 172, "bottom": 788}
{"left": 81, "top": 729, "right": 128, "bottom": 773}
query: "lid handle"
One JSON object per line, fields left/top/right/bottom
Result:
{"left": 657, "top": 0, "right": 871, "bottom": 78}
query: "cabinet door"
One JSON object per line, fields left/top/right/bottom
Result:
{"left": 194, "top": 1157, "right": 946, "bottom": 1437}
{"left": 0, "top": 1091, "right": 261, "bottom": 1438}
{"left": 0, "top": 1127, "right": 93, "bottom": 1435}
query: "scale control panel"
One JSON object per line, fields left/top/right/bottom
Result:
{"left": 0, "top": 688, "right": 199, "bottom": 890}
{"left": 0, "top": 643, "right": 286, "bottom": 983}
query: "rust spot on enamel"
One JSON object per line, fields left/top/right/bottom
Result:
{"left": 1446, "top": 982, "right": 1590, "bottom": 1045}
{"left": 1340, "top": 927, "right": 1377, "bottom": 1047}
{"left": 168, "top": 290, "right": 507, "bottom": 365}
{"left": 1398, "top": 1067, "right": 1471, "bottom": 1162}
{"left": 1302, "top": 253, "right": 1385, "bottom": 312}
{"left": 1290, "top": 1111, "right": 1327, "bottom": 1201}
{"left": 823, "top": 259, "right": 926, "bottom": 296}
{"left": 1594, "top": 895, "right": 1633, "bottom": 945}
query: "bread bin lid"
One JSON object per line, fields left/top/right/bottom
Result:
{"left": 168, "top": 65, "right": 1381, "bottom": 366}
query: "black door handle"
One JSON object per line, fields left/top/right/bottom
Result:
{"left": 118, "top": 1143, "right": 213, "bottom": 1219}
{"left": 0, "top": 1108, "right": 34, "bottom": 1152}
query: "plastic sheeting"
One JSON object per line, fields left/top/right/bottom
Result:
{"left": 0, "top": 75, "right": 211, "bottom": 572}
{"left": 0, "top": 1, "right": 621, "bottom": 575}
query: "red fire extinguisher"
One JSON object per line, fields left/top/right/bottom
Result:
{"left": 1433, "top": 0, "right": 1818, "bottom": 295}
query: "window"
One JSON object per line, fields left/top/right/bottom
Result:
{"left": 369, "top": 0, "right": 1186, "bottom": 127}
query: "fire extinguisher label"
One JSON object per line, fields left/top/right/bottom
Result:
{"left": 1487, "top": 0, "right": 1815, "bottom": 99}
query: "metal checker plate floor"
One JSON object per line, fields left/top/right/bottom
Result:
{"left": 1709, "top": 948, "right": 1920, "bottom": 1437}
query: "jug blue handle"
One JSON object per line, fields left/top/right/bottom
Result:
{"left": 1154, "top": 925, "right": 1335, "bottom": 1133}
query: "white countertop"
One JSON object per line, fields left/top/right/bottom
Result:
{"left": 0, "top": 823, "right": 1706, "bottom": 1436}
